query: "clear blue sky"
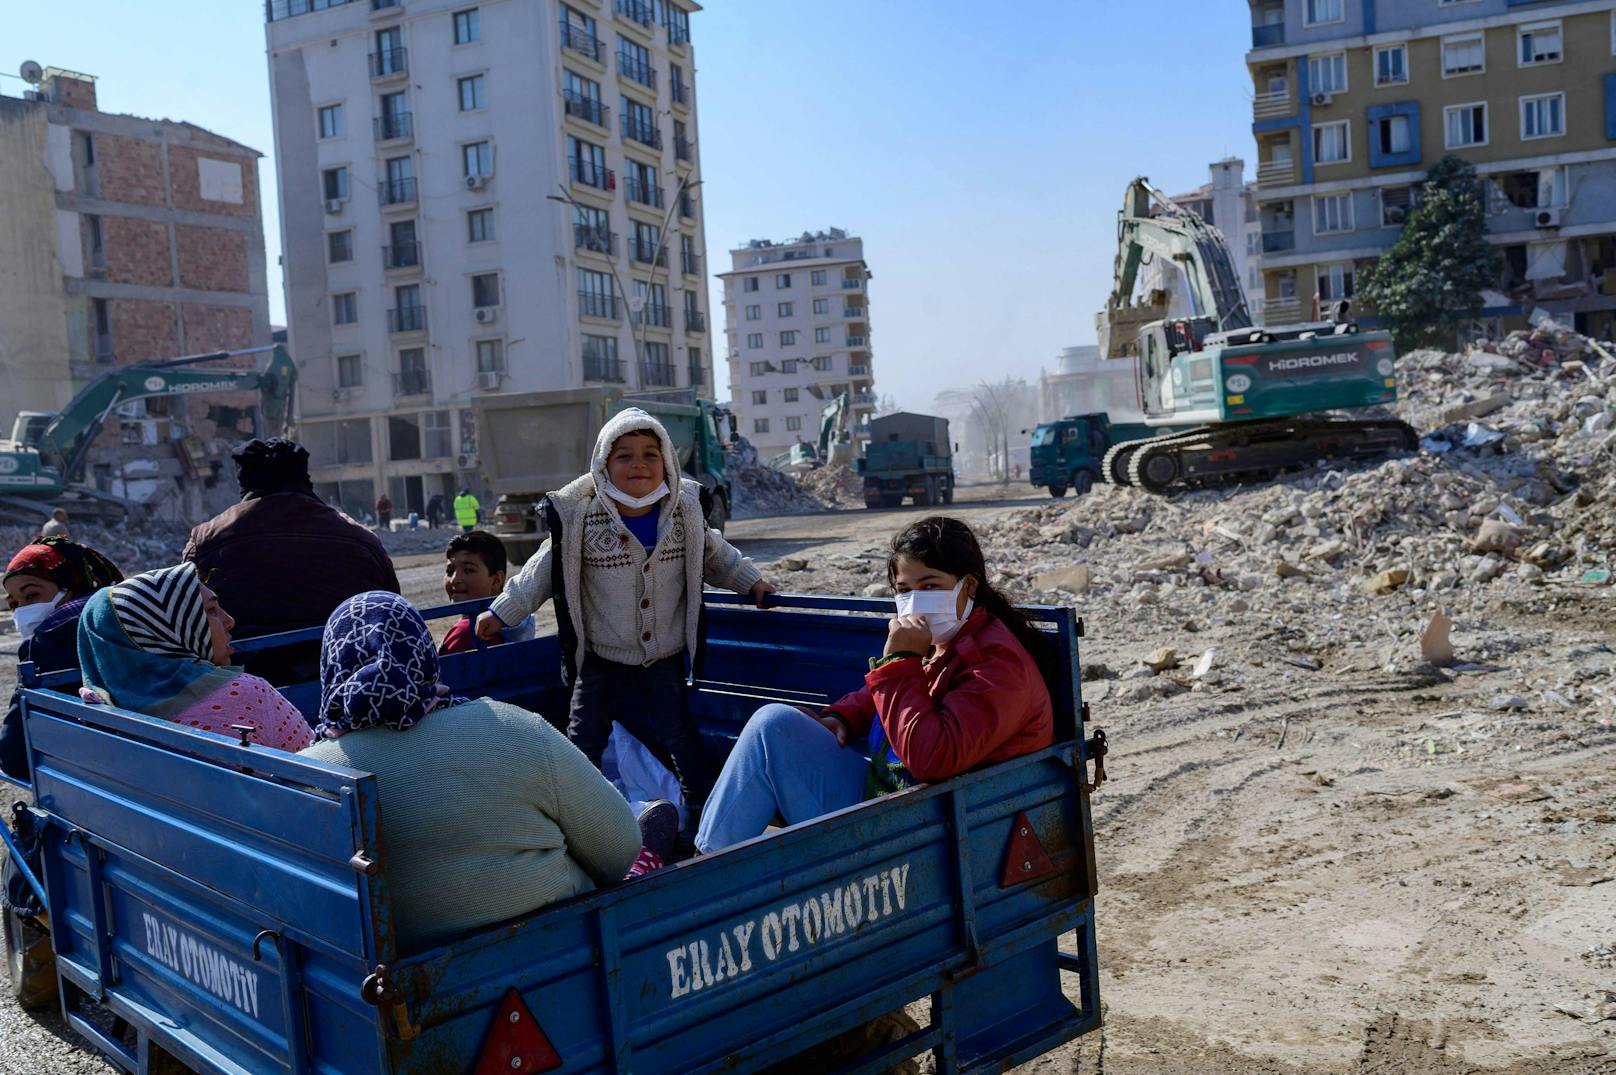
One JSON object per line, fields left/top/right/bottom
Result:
{"left": 3, "top": 0, "right": 1254, "bottom": 410}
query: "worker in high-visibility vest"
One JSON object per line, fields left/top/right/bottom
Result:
{"left": 453, "top": 488, "right": 481, "bottom": 533}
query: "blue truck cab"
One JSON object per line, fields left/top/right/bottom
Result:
{"left": 3, "top": 594, "right": 1103, "bottom": 1074}
{"left": 1028, "top": 413, "right": 1180, "bottom": 498}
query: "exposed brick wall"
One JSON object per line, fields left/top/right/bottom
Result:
{"left": 96, "top": 133, "right": 166, "bottom": 207}
{"left": 180, "top": 303, "right": 254, "bottom": 354}
{"left": 103, "top": 215, "right": 173, "bottom": 287}
{"left": 109, "top": 298, "right": 178, "bottom": 363}
{"left": 169, "top": 146, "right": 259, "bottom": 219}
{"left": 50, "top": 76, "right": 97, "bottom": 111}
{"left": 176, "top": 225, "right": 248, "bottom": 292}
{"left": 180, "top": 304, "right": 261, "bottom": 443}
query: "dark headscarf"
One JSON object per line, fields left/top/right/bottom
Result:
{"left": 234, "top": 437, "right": 314, "bottom": 499}
{"left": 316, "top": 591, "right": 466, "bottom": 739}
{"left": 4, "top": 537, "right": 124, "bottom": 597}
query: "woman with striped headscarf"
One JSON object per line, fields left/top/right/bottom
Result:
{"left": 75, "top": 563, "right": 313, "bottom": 752}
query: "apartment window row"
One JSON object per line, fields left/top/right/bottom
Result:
{"left": 1308, "top": 91, "right": 1566, "bottom": 168}
{"left": 740, "top": 268, "right": 840, "bottom": 294}
{"left": 328, "top": 274, "right": 500, "bottom": 332}
{"left": 744, "top": 357, "right": 836, "bottom": 374}
{"left": 327, "top": 207, "right": 494, "bottom": 269}
{"left": 566, "top": 135, "right": 677, "bottom": 211}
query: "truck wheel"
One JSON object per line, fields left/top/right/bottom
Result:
{"left": 1048, "top": 484, "right": 1067, "bottom": 498}
{"left": 864, "top": 494, "right": 883, "bottom": 510}
{"left": 883, "top": 494, "right": 904, "bottom": 508}
{"left": 4, "top": 908, "right": 57, "bottom": 1012}
{"left": 941, "top": 483, "right": 953, "bottom": 504}
{"left": 1073, "top": 470, "right": 1094, "bottom": 496}
{"left": 914, "top": 479, "right": 934, "bottom": 507}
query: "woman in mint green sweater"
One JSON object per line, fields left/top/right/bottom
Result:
{"left": 301, "top": 591, "right": 642, "bottom": 951}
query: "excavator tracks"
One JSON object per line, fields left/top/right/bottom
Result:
{"left": 1103, "top": 418, "right": 1419, "bottom": 494}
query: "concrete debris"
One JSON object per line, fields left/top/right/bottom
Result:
{"left": 797, "top": 464, "right": 862, "bottom": 508}
{"left": 727, "top": 454, "right": 827, "bottom": 519}
{"left": 1143, "top": 648, "right": 1179, "bottom": 673}
{"left": 1420, "top": 610, "right": 1456, "bottom": 667}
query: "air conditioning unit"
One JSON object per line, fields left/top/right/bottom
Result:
{"left": 477, "top": 370, "right": 503, "bottom": 390}
{"left": 1535, "top": 208, "right": 1563, "bottom": 228}
{"left": 473, "top": 306, "right": 499, "bottom": 324}
{"left": 1311, "top": 92, "right": 1334, "bottom": 107}
{"left": 465, "top": 174, "right": 488, "bottom": 190}
{"left": 456, "top": 452, "right": 478, "bottom": 469}
{"left": 605, "top": 169, "right": 617, "bottom": 190}
{"left": 324, "top": 198, "right": 344, "bottom": 214}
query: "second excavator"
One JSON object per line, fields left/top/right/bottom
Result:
{"left": 1095, "top": 177, "right": 1416, "bottom": 493}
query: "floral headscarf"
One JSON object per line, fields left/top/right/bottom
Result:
{"left": 4, "top": 537, "right": 123, "bottom": 597}
{"left": 316, "top": 591, "right": 466, "bottom": 739}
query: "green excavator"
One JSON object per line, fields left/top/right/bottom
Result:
{"left": 1096, "top": 177, "right": 1416, "bottom": 493}
{"left": 0, "top": 344, "right": 297, "bottom": 511}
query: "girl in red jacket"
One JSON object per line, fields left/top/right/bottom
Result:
{"left": 695, "top": 516, "right": 1055, "bottom": 852}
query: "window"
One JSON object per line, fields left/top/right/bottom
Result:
{"left": 777, "top": 302, "right": 794, "bottom": 317}
{"left": 753, "top": 418, "right": 770, "bottom": 434}
{"left": 573, "top": 204, "right": 609, "bottom": 251}
{"left": 1313, "top": 192, "right": 1353, "bottom": 234}
{"left": 617, "top": 35, "right": 653, "bottom": 87}
{"left": 781, "top": 359, "right": 799, "bottom": 374}
{"left": 337, "top": 354, "right": 363, "bottom": 388}
{"left": 1303, "top": 0, "right": 1342, "bottom": 26}
{"left": 780, "top": 330, "right": 797, "bottom": 346}
{"left": 665, "top": 3, "right": 690, "bottom": 45}
{"left": 583, "top": 335, "right": 620, "bottom": 381}
{"left": 813, "top": 298, "right": 829, "bottom": 315}
{"left": 318, "top": 103, "right": 343, "bottom": 138}
{"left": 378, "top": 91, "right": 408, "bottom": 139}
{"left": 621, "top": 96, "right": 657, "bottom": 146}
{"left": 783, "top": 387, "right": 799, "bottom": 402}
{"left": 564, "top": 69, "right": 604, "bottom": 125}
{"left": 1316, "top": 263, "right": 1355, "bottom": 302}
{"left": 467, "top": 208, "right": 494, "bottom": 243}
{"left": 1521, "top": 93, "right": 1565, "bottom": 140}
{"left": 815, "top": 327, "right": 831, "bottom": 343}
{"left": 1496, "top": 167, "right": 1566, "bottom": 210}
{"left": 1380, "top": 186, "right": 1414, "bottom": 226}
{"left": 462, "top": 141, "right": 493, "bottom": 178}
{"left": 1308, "top": 53, "right": 1347, "bottom": 95}
{"left": 568, "top": 135, "right": 606, "bottom": 186}
{"left": 630, "top": 220, "right": 661, "bottom": 264}
{"left": 1442, "top": 34, "right": 1485, "bottom": 77}
{"left": 332, "top": 292, "right": 358, "bottom": 325}
{"left": 1375, "top": 113, "right": 1412, "bottom": 155}
{"left": 471, "top": 273, "right": 500, "bottom": 308}
{"left": 1519, "top": 22, "right": 1562, "bottom": 67}
{"left": 1374, "top": 45, "right": 1407, "bottom": 87}
{"left": 1313, "top": 120, "right": 1350, "bottom": 164}
{"left": 625, "top": 158, "right": 659, "bottom": 206}
{"left": 1444, "top": 102, "right": 1487, "bottom": 148}
{"left": 775, "top": 273, "right": 792, "bottom": 288}
{"left": 560, "top": 5, "right": 600, "bottom": 61}
{"left": 387, "top": 218, "right": 417, "bottom": 267}
{"left": 752, "top": 390, "right": 767, "bottom": 405}
{"left": 453, "top": 7, "right": 479, "bottom": 44}
{"left": 670, "top": 62, "right": 689, "bottom": 105}
{"left": 476, "top": 339, "right": 504, "bottom": 373}
{"left": 389, "top": 414, "right": 422, "bottom": 459}
{"left": 458, "top": 74, "right": 486, "bottom": 111}
{"left": 745, "top": 305, "right": 761, "bottom": 320}
{"left": 328, "top": 230, "right": 353, "bottom": 263}
{"left": 744, "top": 277, "right": 759, "bottom": 292}
{"left": 86, "top": 214, "right": 103, "bottom": 263}
{"left": 578, "top": 268, "right": 614, "bottom": 318}
{"left": 747, "top": 333, "right": 764, "bottom": 349}
{"left": 811, "top": 356, "right": 832, "bottom": 371}
{"left": 322, "top": 166, "right": 349, "bottom": 201}
{"left": 785, "top": 416, "right": 802, "bottom": 432}
{"left": 749, "top": 362, "right": 769, "bottom": 376}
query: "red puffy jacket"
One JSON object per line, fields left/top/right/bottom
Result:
{"left": 823, "top": 608, "right": 1055, "bottom": 784}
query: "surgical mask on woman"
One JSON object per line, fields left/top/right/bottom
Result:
{"left": 894, "top": 578, "right": 974, "bottom": 644}
{"left": 13, "top": 592, "right": 67, "bottom": 642}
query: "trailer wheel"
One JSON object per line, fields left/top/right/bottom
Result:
{"left": 913, "top": 479, "right": 934, "bottom": 507}
{"left": 4, "top": 908, "right": 57, "bottom": 1012}
{"left": 1073, "top": 470, "right": 1094, "bottom": 496}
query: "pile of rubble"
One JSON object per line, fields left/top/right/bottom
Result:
{"left": 798, "top": 464, "right": 862, "bottom": 508}
{"left": 728, "top": 457, "right": 826, "bottom": 518}
{"left": 0, "top": 519, "right": 194, "bottom": 579}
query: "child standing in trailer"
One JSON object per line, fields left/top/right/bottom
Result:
{"left": 476, "top": 408, "right": 773, "bottom": 825}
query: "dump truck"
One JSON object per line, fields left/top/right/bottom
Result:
{"left": 475, "top": 387, "right": 734, "bottom": 563}
{"left": 1027, "top": 413, "right": 1190, "bottom": 498}
{"left": 857, "top": 411, "right": 954, "bottom": 508}
{"left": 1094, "top": 178, "right": 1416, "bottom": 492}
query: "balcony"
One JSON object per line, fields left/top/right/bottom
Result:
{"left": 382, "top": 241, "right": 420, "bottom": 270}
{"left": 387, "top": 305, "right": 426, "bottom": 334}
{"left": 626, "top": 175, "right": 662, "bottom": 208}
{"left": 674, "top": 134, "right": 691, "bottom": 162}
{"left": 578, "top": 290, "right": 617, "bottom": 320}
{"left": 679, "top": 193, "right": 696, "bottom": 220}
{"left": 569, "top": 156, "right": 611, "bottom": 190}
{"left": 670, "top": 78, "right": 689, "bottom": 107}
{"left": 563, "top": 92, "right": 608, "bottom": 128}
{"left": 1253, "top": 90, "right": 1293, "bottom": 121}
{"left": 842, "top": 307, "right": 865, "bottom": 318}
{"left": 369, "top": 47, "right": 407, "bottom": 79}
{"left": 681, "top": 251, "right": 701, "bottom": 277}
{"left": 852, "top": 391, "right": 877, "bottom": 407}
{"left": 615, "top": 0, "right": 653, "bottom": 27}
{"left": 1261, "top": 230, "right": 1295, "bottom": 253}
{"left": 840, "top": 278, "right": 863, "bottom": 290}
{"left": 584, "top": 354, "right": 624, "bottom": 382}
{"left": 845, "top": 335, "right": 867, "bottom": 347}
{"left": 686, "top": 309, "right": 706, "bottom": 333}
{"left": 378, "top": 176, "right": 417, "bottom": 206}
{"left": 630, "top": 240, "right": 667, "bottom": 267}
{"left": 637, "top": 302, "right": 671, "bottom": 328}
{"left": 392, "top": 369, "right": 431, "bottom": 397}
{"left": 622, "top": 117, "right": 662, "bottom": 149}
{"left": 1257, "top": 159, "right": 1296, "bottom": 188}
{"left": 617, "top": 51, "right": 655, "bottom": 89}
{"left": 1264, "top": 296, "right": 1304, "bottom": 325}
{"left": 574, "top": 223, "right": 617, "bottom": 255}
{"left": 373, "top": 112, "right": 412, "bottom": 142}
{"left": 561, "top": 23, "right": 604, "bottom": 63}
{"left": 640, "top": 361, "right": 676, "bottom": 387}
{"left": 1252, "top": 23, "right": 1284, "bottom": 48}
{"left": 848, "top": 364, "right": 869, "bottom": 377}
{"left": 687, "top": 363, "right": 705, "bottom": 387}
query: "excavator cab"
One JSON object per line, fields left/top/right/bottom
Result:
{"left": 9, "top": 412, "right": 54, "bottom": 449}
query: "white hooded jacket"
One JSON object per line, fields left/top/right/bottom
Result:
{"left": 489, "top": 408, "right": 761, "bottom": 670}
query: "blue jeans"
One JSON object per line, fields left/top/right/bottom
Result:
{"left": 695, "top": 704, "right": 869, "bottom": 853}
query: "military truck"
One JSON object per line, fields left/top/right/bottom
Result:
{"left": 857, "top": 411, "right": 955, "bottom": 509}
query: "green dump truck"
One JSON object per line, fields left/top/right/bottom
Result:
{"left": 856, "top": 411, "right": 955, "bottom": 509}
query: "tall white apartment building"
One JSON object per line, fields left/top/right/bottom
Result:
{"left": 720, "top": 229, "right": 874, "bottom": 460}
{"left": 266, "top": 0, "right": 710, "bottom": 519}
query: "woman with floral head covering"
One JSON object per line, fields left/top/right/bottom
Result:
{"left": 301, "top": 591, "right": 642, "bottom": 951}
{"left": 75, "top": 563, "right": 312, "bottom": 752}
{"left": 3, "top": 536, "right": 124, "bottom": 780}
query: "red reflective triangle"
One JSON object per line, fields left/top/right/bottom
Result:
{"left": 474, "top": 988, "right": 562, "bottom": 1075}
{"left": 999, "top": 810, "right": 1056, "bottom": 889}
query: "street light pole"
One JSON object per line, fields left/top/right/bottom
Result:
{"left": 642, "top": 173, "right": 701, "bottom": 387}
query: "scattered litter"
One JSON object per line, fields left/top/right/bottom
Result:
{"left": 1420, "top": 611, "right": 1455, "bottom": 668}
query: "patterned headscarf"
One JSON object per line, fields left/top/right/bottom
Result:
{"left": 105, "top": 564, "right": 212, "bottom": 661}
{"left": 316, "top": 591, "right": 466, "bottom": 738}
{"left": 4, "top": 537, "right": 124, "bottom": 597}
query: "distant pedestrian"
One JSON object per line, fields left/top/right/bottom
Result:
{"left": 427, "top": 493, "right": 445, "bottom": 529}
{"left": 453, "top": 488, "right": 481, "bottom": 533}
{"left": 376, "top": 492, "right": 394, "bottom": 532}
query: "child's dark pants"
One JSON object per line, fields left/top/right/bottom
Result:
{"left": 568, "top": 651, "right": 713, "bottom": 808}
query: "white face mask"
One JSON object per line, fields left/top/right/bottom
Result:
{"left": 602, "top": 480, "right": 670, "bottom": 511}
{"left": 13, "top": 592, "right": 67, "bottom": 642}
{"left": 894, "top": 579, "right": 974, "bottom": 644}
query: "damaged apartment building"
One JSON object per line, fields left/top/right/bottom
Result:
{"left": 1246, "top": 0, "right": 1616, "bottom": 337}
{"left": 0, "top": 66, "right": 273, "bottom": 519}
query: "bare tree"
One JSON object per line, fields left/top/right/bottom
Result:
{"left": 970, "top": 378, "right": 1033, "bottom": 484}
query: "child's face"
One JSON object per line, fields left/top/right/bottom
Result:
{"left": 607, "top": 432, "right": 665, "bottom": 498}
{"left": 444, "top": 551, "right": 506, "bottom": 602}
